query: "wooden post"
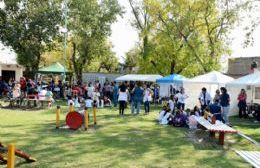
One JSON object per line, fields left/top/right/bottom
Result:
{"left": 7, "top": 143, "right": 15, "bottom": 168}
{"left": 69, "top": 103, "right": 74, "bottom": 112}
{"left": 93, "top": 101, "right": 97, "bottom": 125}
{"left": 219, "top": 132, "right": 225, "bottom": 145}
{"left": 56, "top": 106, "right": 61, "bottom": 129}
{"left": 84, "top": 107, "right": 88, "bottom": 130}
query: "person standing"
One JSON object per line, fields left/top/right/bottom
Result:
{"left": 131, "top": 82, "right": 143, "bottom": 115}
{"left": 198, "top": 88, "right": 212, "bottom": 112}
{"left": 213, "top": 89, "right": 221, "bottom": 103}
{"left": 118, "top": 82, "right": 128, "bottom": 116}
{"left": 219, "top": 87, "right": 230, "bottom": 125}
{"left": 237, "top": 89, "right": 247, "bottom": 118}
{"left": 112, "top": 81, "right": 119, "bottom": 107}
{"left": 175, "top": 88, "right": 188, "bottom": 110}
{"left": 143, "top": 84, "right": 153, "bottom": 114}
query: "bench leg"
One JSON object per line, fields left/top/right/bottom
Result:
{"left": 219, "top": 132, "right": 225, "bottom": 145}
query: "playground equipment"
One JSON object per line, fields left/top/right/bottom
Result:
{"left": 0, "top": 143, "right": 36, "bottom": 167}
{"left": 56, "top": 101, "right": 97, "bottom": 130}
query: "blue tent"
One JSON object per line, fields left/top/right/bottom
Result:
{"left": 156, "top": 74, "right": 187, "bottom": 84}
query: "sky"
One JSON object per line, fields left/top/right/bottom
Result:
{"left": 1, "top": 0, "right": 260, "bottom": 66}
{"left": 110, "top": 0, "right": 260, "bottom": 63}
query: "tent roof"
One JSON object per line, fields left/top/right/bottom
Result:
{"left": 38, "top": 62, "right": 70, "bottom": 74}
{"left": 226, "top": 71, "right": 260, "bottom": 86}
{"left": 156, "top": 74, "right": 187, "bottom": 84}
{"left": 115, "top": 74, "right": 163, "bottom": 82}
{"left": 186, "top": 71, "right": 234, "bottom": 84}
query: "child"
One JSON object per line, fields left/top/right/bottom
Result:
{"left": 193, "top": 106, "right": 201, "bottom": 117}
{"left": 172, "top": 109, "right": 186, "bottom": 127}
{"left": 203, "top": 107, "right": 211, "bottom": 120}
{"left": 73, "top": 95, "right": 81, "bottom": 108}
{"left": 67, "top": 96, "right": 74, "bottom": 106}
{"left": 103, "top": 96, "right": 112, "bottom": 107}
{"left": 188, "top": 111, "right": 198, "bottom": 129}
{"left": 85, "top": 97, "right": 93, "bottom": 108}
{"left": 45, "top": 87, "right": 54, "bottom": 107}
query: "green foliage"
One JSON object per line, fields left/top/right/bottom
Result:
{"left": 129, "top": 0, "right": 254, "bottom": 77}
{"left": 0, "top": 0, "right": 62, "bottom": 76}
{"left": 68, "top": 0, "right": 122, "bottom": 81}
{"left": 86, "top": 41, "right": 119, "bottom": 73}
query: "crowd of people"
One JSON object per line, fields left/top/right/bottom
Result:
{"left": 0, "top": 76, "right": 259, "bottom": 123}
{"left": 158, "top": 87, "right": 233, "bottom": 127}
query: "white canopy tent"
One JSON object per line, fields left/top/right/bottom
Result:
{"left": 186, "top": 71, "right": 234, "bottom": 84}
{"left": 115, "top": 74, "right": 163, "bottom": 82}
{"left": 183, "top": 71, "right": 234, "bottom": 110}
{"left": 226, "top": 71, "right": 260, "bottom": 116}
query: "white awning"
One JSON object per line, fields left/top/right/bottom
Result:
{"left": 226, "top": 71, "right": 260, "bottom": 86}
{"left": 115, "top": 74, "right": 163, "bottom": 82}
{"left": 186, "top": 71, "right": 234, "bottom": 84}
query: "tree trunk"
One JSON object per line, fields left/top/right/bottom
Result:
{"left": 170, "top": 60, "right": 176, "bottom": 74}
{"left": 143, "top": 35, "right": 149, "bottom": 60}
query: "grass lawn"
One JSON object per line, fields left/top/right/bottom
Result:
{"left": 0, "top": 103, "right": 259, "bottom": 168}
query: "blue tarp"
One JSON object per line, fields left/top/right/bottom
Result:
{"left": 156, "top": 74, "right": 187, "bottom": 84}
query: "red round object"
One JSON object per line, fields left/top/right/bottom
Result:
{"left": 66, "top": 112, "right": 83, "bottom": 130}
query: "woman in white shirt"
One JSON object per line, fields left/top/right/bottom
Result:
{"left": 175, "top": 88, "right": 188, "bottom": 110}
{"left": 143, "top": 84, "right": 153, "bottom": 114}
{"left": 168, "top": 95, "right": 175, "bottom": 113}
{"left": 118, "top": 82, "right": 128, "bottom": 115}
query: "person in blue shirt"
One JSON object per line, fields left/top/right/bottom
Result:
{"left": 219, "top": 87, "right": 230, "bottom": 125}
{"left": 131, "top": 82, "right": 143, "bottom": 115}
{"left": 112, "top": 81, "right": 119, "bottom": 107}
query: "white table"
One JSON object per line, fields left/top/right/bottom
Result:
{"left": 196, "top": 117, "right": 237, "bottom": 145}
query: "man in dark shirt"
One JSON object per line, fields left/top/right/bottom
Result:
{"left": 219, "top": 87, "right": 230, "bottom": 125}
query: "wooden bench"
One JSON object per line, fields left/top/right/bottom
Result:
{"left": 236, "top": 151, "right": 260, "bottom": 168}
{"left": 195, "top": 117, "right": 237, "bottom": 145}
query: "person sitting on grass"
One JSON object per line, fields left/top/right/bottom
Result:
{"left": 188, "top": 111, "right": 198, "bottom": 129}
{"left": 103, "top": 96, "right": 112, "bottom": 107}
{"left": 158, "top": 105, "right": 173, "bottom": 125}
{"left": 171, "top": 109, "right": 186, "bottom": 127}
{"left": 193, "top": 106, "right": 201, "bottom": 117}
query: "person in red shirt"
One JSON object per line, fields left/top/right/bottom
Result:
{"left": 20, "top": 77, "right": 27, "bottom": 96}
{"left": 237, "top": 89, "right": 247, "bottom": 118}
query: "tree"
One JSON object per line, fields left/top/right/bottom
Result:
{"left": 123, "top": 47, "right": 140, "bottom": 73}
{"left": 131, "top": 0, "right": 256, "bottom": 77}
{"left": 86, "top": 41, "right": 119, "bottom": 73}
{"left": 128, "top": 0, "right": 151, "bottom": 60}
{"left": 0, "top": 0, "right": 61, "bottom": 77}
{"left": 68, "top": 0, "right": 122, "bottom": 81}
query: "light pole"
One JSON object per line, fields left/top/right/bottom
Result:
{"left": 63, "top": 0, "right": 68, "bottom": 83}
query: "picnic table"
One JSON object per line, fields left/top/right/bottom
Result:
{"left": 196, "top": 117, "right": 237, "bottom": 145}
{"left": 236, "top": 151, "right": 260, "bottom": 168}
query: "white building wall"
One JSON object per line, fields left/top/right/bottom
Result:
{"left": 0, "top": 64, "right": 24, "bottom": 81}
